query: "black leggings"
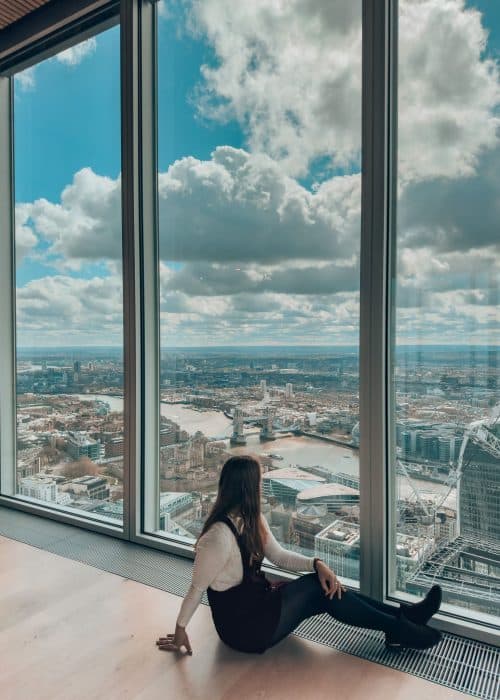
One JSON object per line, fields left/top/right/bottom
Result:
{"left": 268, "top": 573, "right": 400, "bottom": 648}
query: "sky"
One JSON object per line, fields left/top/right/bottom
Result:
{"left": 13, "top": 0, "right": 500, "bottom": 349}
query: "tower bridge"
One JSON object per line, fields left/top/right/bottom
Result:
{"left": 230, "top": 406, "right": 278, "bottom": 445}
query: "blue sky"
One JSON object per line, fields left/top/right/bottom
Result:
{"left": 14, "top": 13, "right": 244, "bottom": 290}
{"left": 15, "top": 28, "right": 121, "bottom": 203}
{"left": 13, "top": 1, "right": 500, "bottom": 348}
{"left": 15, "top": 2, "right": 500, "bottom": 201}
{"left": 473, "top": 1, "right": 500, "bottom": 58}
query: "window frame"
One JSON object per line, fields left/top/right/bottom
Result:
{"left": 0, "top": 0, "right": 497, "bottom": 644}
{"left": 0, "top": 1, "right": 125, "bottom": 538}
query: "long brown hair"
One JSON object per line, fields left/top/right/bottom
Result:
{"left": 195, "top": 454, "right": 268, "bottom": 565}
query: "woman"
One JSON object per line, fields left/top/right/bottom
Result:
{"left": 156, "top": 455, "right": 442, "bottom": 656}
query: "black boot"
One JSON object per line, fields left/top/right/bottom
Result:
{"left": 399, "top": 584, "right": 442, "bottom": 625}
{"left": 385, "top": 609, "right": 442, "bottom": 651}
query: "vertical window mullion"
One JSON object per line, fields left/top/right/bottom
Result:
{"left": 139, "top": 0, "right": 160, "bottom": 537}
{"left": 359, "top": 0, "right": 394, "bottom": 601}
{"left": 121, "top": 0, "right": 160, "bottom": 542}
{"left": 120, "top": 0, "right": 140, "bottom": 541}
{"left": 0, "top": 75, "right": 16, "bottom": 497}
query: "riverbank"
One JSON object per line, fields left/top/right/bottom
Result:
{"left": 73, "top": 393, "right": 455, "bottom": 506}
{"left": 299, "top": 430, "right": 357, "bottom": 450}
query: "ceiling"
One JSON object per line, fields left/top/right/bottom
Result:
{"left": 0, "top": 1, "right": 53, "bottom": 31}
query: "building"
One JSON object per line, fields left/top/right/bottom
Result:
{"left": 159, "top": 492, "right": 201, "bottom": 530}
{"left": 90, "top": 499, "right": 124, "bottom": 522}
{"left": 261, "top": 467, "right": 324, "bottom": 506}
{"left": 395, "top": 532, "right": 435, "bottom": 589}
{"left": 19, "top": 475, "right": 57, "bottom": 502}
{"left": 458, "top": 432, "right": 499, "bottom": 543}
{"left": 404, "top": 423, "right": 500, "bottom": 614}
{"left": 105, "top": 436, "right": 124, "bottom": 458}
{"left": 296, "top": 482, "right": 359, "bottom": 513}
{"left": 329, "top": 472, "right": 360, "bottom": 489}
{"left": 405, "top": 535, "right": 500, "bottom": 617}
{"left": 291, "top": 514, "right": 326, "bottom": 551}
{"left": 160, "top": 425, "right": 179, "bottom": 446}
{"left": 315, "top": 520, "right": 360, "bottom": 580}
{"left": 66, "top": 431, "right": 101, "bottom": 461}
{"left": 61, "top": 476, "right": 110, "bottom": 500}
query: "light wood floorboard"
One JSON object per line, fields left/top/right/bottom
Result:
{"left": 0, "top": 535, "right": 473, "bottom": 700}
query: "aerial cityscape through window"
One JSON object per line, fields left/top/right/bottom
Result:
{"left": 12, "top": 1, "right": 499, "bottom": 621}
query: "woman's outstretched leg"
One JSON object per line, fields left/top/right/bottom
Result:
{"left": 268, "top": 573, "right": 400, "bottom": 649}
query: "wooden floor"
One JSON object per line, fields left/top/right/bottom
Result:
{"left": 0, "top": 534, "right": 473, "bottom": 700}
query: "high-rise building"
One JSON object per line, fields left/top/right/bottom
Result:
{"left": 405, "top": 426, "right": 500, "bottom": 616}
{"left": 458, "top": 431, "right": 499, "bottom": 543}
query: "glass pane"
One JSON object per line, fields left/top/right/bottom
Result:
{"left": 392, "top": 1, "right": 500, "bottom": 621}
{"left": 154, "top": 1, "right": 362, "bottom": 582}
{"left": 13, "top": 26, "right": 124, "bottom": 524}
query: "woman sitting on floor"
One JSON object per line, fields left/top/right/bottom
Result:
{"left": 156, "top": 455, "right": 442, "bottom": 656}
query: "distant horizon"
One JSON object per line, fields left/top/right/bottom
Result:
{"left": 16, "top": 343, "right": 500, "bottom": 351}
{"left": 13, "top": 4, "right": 500, "bottom": 355}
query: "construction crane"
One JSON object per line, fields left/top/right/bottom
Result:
{"left": 396, "top": 402, "right": 500, "bottom": 522}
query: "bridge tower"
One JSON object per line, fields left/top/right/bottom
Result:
{"left": 260, "top": 407, "right": 276, "bottom": 441}
{"left": 230, "top": 407, "right": 247, "bottom": 446}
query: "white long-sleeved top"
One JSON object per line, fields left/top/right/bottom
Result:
{"left": 176, "top": 514, "right": 315, "bottom": 628}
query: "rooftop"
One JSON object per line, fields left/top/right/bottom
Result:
{"left": 297, "top": 483, "right": 359, "bottom": 501}
{"left": 70, "top": 476, "right": 107, "bottom": 486}
{"left": 316, "top": 519, "right": 360, "bottom": 545}
{"left": 262, "top": 466, "right": 326, "bottom": 481}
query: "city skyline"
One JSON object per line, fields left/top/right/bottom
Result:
{"left": 14, "top": 341, "right": 500, "bottom": 618}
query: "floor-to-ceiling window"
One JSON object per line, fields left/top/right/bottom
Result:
{"left": 152, "top": 0, "right": 363, "bottom": 582}
{"left": 391, "top": 0, "right": 499, "bottom": 623}
{"left": 0, "top": 0, "right": 497, "bottom": 646}
{"left": 12, "top": 24, "right": 124, "bottom": 524}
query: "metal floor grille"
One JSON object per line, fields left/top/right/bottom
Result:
{"left": 0, "top": 506, "right": 498, "bottom": 699}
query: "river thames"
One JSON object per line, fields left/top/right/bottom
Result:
{"left": 75, "top": 393, "right": 457, "bottom": 508}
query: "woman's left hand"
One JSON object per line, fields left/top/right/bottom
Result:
{"left": 317, "top": 561, "right": 346, "bottom": 600}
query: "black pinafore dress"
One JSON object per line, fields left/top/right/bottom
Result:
{"left": 206, "top": 515, "right": 287, "bottom": 654}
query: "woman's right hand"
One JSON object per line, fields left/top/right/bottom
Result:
{"left": 317, "top": 561, "right": 346, "bottom": 600}
{"left": 156, "top": 624, "right": 193, "bottom": 654}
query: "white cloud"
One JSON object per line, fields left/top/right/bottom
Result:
{"left": 182, "top": 0, "right": 500, "bottom": 186}
{"left": 399, "top": 144, "right": 500, "bottom": 253}
{"left": 188, "top": 0, "right": 362, "bottom": 179}
{"left": 14, "top": 37, "right": 97, "bottom": 91}
{"left": 158, "top": 289, "right": 361, "bottom": 345}
{"left": 19, "top": 168, "right": 121, "bottom": 269}
{"left": 15, "top": 204, "right": 38, "bottom": 261}
{"left": 158, "top": 146, "right": 360, "bottom": 262}
{"left": 157, "top": 0, "right": 173, "bottom": 20}
{"left": 16, "top": 145, "right": 499, "bottom": 344}
{"left": 16, "top": 274, "right": 123, "bottom": 345}
{"left": 20, "top": 150, "right": 360, "bottom": 269}
{"left": 398, "top": 0, "right": 500, "bottom": 186}
{"left": 163, "top": 260, "right": 359, "bottom": 297}
{"left": 14, "top": 66, "right": 36, "bottom": 91}
{"left": 56, "top": 37, "right": 97, "bottom": 66}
